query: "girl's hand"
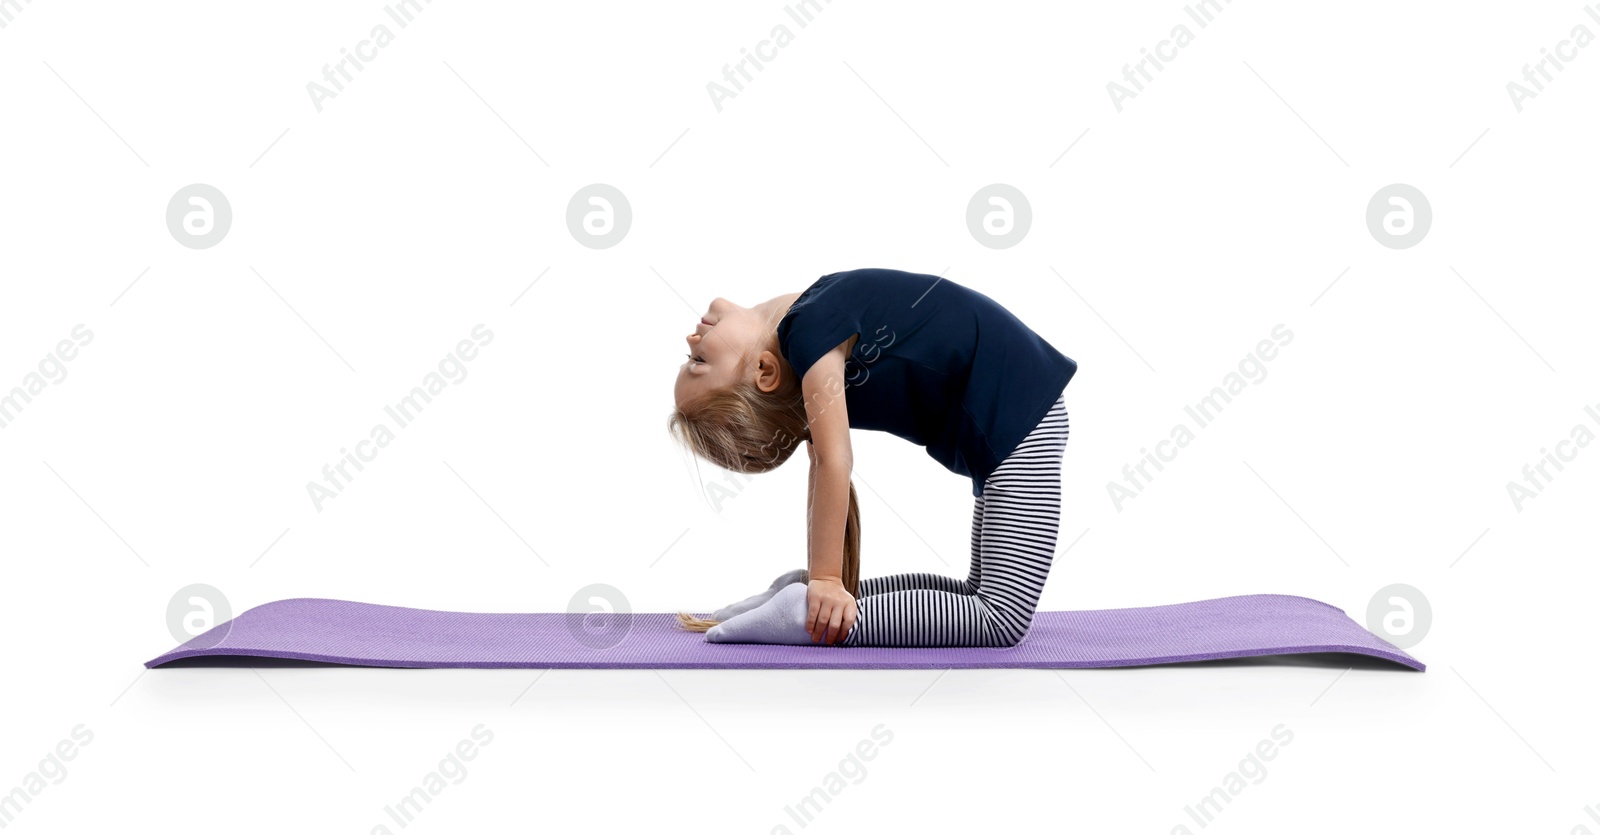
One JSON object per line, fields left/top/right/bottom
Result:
{"left": 805, "top": 577, "right": 858, "bottom": 645}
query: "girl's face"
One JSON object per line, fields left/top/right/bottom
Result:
{"left": 674, "top": 296, "right": 769, "bottom": 408}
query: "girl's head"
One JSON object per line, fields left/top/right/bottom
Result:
{"left": 668, "top": 295, "right": 861, "bottom": 618}
{"left": 672, "top": 296, "right": 789, "bottom": 410}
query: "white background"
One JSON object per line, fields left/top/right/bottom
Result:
{"left": 2, "top": 1, "right": 1596, "bottom": 832}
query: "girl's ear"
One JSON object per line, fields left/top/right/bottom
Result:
{"left": 753, "top": 349, "right": 785, "bottom": 393}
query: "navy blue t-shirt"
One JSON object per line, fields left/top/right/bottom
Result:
{"left": 776, "top": 268, "right": 1077, "bottom": 497}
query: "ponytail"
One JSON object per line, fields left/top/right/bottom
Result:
{"left": 841, "top": 480, "right": 860, "bottom": 597}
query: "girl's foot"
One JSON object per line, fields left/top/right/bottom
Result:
{"left": 710, "top": 568, "right": 809, "bottom": 621}
{"left": 705, "top": 583, "right": 816, "bottom": 645}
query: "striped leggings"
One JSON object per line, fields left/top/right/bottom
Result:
{"left": 842, "top": 391, "right": 1070, "bottom": 648}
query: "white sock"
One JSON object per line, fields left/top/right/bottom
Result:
{"left": 705, "top": 583, "right": 815, "bottom": 645}
{"left": 710, "top": 568, "right": 809, "bottom": 622}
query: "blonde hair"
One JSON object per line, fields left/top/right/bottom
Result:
{"left": 668, "top": 366, "right": 860, "bottom": 632}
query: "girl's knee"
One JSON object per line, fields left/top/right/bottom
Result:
{"left": 988, "top": 623, "right": 1029, "bottom": 648}
{"left": 975, "top": 598, "right": 1034, "bottom": 646}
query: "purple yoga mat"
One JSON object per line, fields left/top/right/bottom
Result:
{"left": 145, "top": 593, "right": 1424, "bottom": 670}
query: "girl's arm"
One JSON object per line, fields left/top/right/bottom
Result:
{"left": 801, "top": 335, "right": 858, "bottom": 643}
{"left": 805, "top": 441, "right": 850, "bottom": 582}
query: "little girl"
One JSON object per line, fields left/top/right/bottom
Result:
{"left": 668, "top": 267, "right": 1076, "bottom": 648}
